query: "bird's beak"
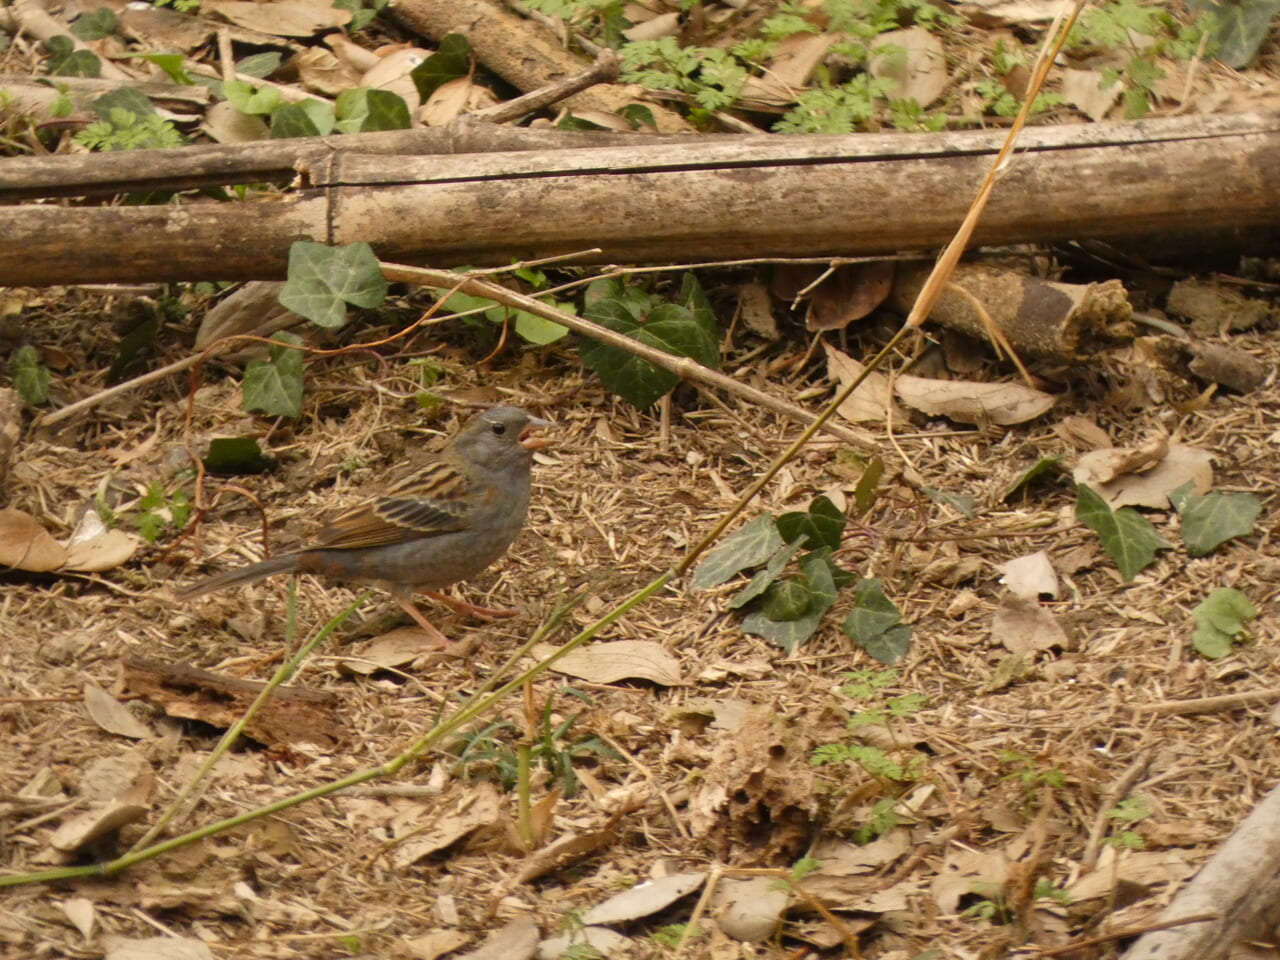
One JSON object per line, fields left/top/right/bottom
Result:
{"left": 518, "top": 416, "right": 552, "bottom": 451}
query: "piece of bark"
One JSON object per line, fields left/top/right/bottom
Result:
{"left": 1122, "top": 781, "right": 1280, "bottom": 960}
{"left": 888, "top": 262, "right": 1134, "bottom": 360}
{"left": 1152, "top": 337, "right": 1268, "bottom": 394}
{"left": 388, "top": 0, "right": 691, "bottom": 132}
{"left": 122, "top": 655, "right": 342, "bottom": 749}
{"left": 2, "top": 114, "right": 1279, "bottom": 284}
{"left": 1166, "top": 279, "right": 1275, "bottom": 334}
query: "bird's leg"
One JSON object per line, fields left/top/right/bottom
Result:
{"left": 393, "top": 596, "right": 469, "bottom": 653}
{"left": 422, "top": 589, "right": 516, "bottom": 620}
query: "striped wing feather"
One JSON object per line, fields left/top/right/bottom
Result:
{"left": 313, "top": 461, "right": 471, "bottom": 549}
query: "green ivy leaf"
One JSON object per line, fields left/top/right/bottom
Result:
{"left": 763, "top": 578, "right": 812, "bottom": 621}
{"left": 243, "top": 332, "right": 304, "bottom": 418}
{"left": 513, "top": 307, "right": 571, "bottom": 345}
{"left": 1004, "top": 455, "right": 1064, "bottom": 501}
{"left": 923, "top": 486, "right": 977, "bottom": 519}
{"left": 235, "top": 52, "right": 283, "bottom": 78}
{"left": 278, "top": 241, "right": 388, "bottom": 328}
{"left": 1075, "top": 483, "right": 1169, "bottom": 581}
{"left": 46, "top": 35, "right": 101, "bottom": 77}
{"left": 729, "top": 536, "right": 806, "bottom": 609}
{"left": 844, "top": 578, "right": 912, "bottom": 664}
{"left": 335, "top": 88, "right": 411, "bottom": 133}
{"left": 776, "top": 495, "right": 845, "bottom": 551}
{"left": 270, "top": 100, "right": 335, "bottom": 138}
{"left": 204, "top": 437, "right": 274, "bottom": 475}
{"left": 10, "top": 346, "right": 51, "bottom": 406}
{"left": 224, "top": 79, "right": 281, "bottom": 115}
{"left": 853, "top": 456, "right": 884, "bottom": 515}
{"left": 140, "top": 53, "right": 192, "bottom": 84}
{"left": 1194, "top": 0, "right": 1279, "bottom": 67}
{"left": 578, "top": 298, "right": 719, "bottom": 410}
{"left": 1191, "top": 588, "right": 1257, "bottom": 659}
{"left": 410, "top": 33, "right": 471, "bottom": 101}
{"left": 741, "top": 552, "right": 837, "bottom": 653}
{"left": 690, "top": 514, "right": 783, "bottom": 590}
{"left": 71, "top": 8, "right": 117, "bottom": 40}
{"left": 1174, "top": 489, "right": 1260, "bottom": 557}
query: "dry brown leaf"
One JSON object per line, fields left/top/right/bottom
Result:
{"left": 50, "top": 797, "right": 150, "bottom": 852}
{"left": 515, "top": 828, "right": 617, "bottom": 883}
{"left": 714, "top": 876, "right": 789, "bottom": 942}
{"left": 421, "top": 77, "right": 478, "bottom": 126}
{"left": 582, "top": 872, "right": 706, "bottom": 924}
{"left": 1074, "top": 442, "right": 1212, "bottom": 509}
{"left": 390, "top": 783, "right": 502, "bottom": 868}
{"left": 403, "top": 930, "right": 470, "bottom": 960}
{"left": 295, "top": 47, "right": 362, "bottom": 96}
{"left": 740, "top": 33, "right": 837, "bottom": 106}
{"left": 870, "top": 28, "right": 948, "bottom": 107}
{"left": 0, "top": 507, "right": 66, "bottom": 571}
{"left": 806, "top": 262, "right": 895, "bottom": 331}
{"left": 813, "top": 830, "right": 912, "bottom": 874}
{"left": 893, "top": 375, "right": 1055, "bottom": 425}
{"left": 997, "top": 551, "right": 1059, "bottom": 599}
{"left": 1054, "top": 415, "right": 1112, "bottom": 451}
{"left": 104, "top": 937, "right": 215, "bottom": 960}
{"left": 992, "top": 594, "right": 1069, "bottom": 654}
{"left": 63, "top": 525, "right": 139, "bottom": 572}
{"left": 932, "top": 846, "right": 1009, "bottom": 913}
{"left": 824, "top": 343, "right": 907, "bottom": 425}
{"left": 203, "top": 0, "right": 351, "bottom": 37}
{"left": 1073, "top": 435, "right": 1168, "bottom": 485}
{"left": 537, "top": 640, "right": 683, "bottom": 686}
{"left": 340, "top": 627, "right": 440, "bottom": 675}
{"left": 737, "top": 281, "right": 778, "bottom": 339}
{"left": 62, "top": 898, "right": 96, "bottom": 940}
{"left": 1065, "top": 847, "right": 1191, "bottom": 902}
{"left": 536, "top": 927, "right": 632, "bottom": 959}
{"left": 621, "top": 11, "right": 680, "bottom": 41}
{"left": 362, "top": 48, "right": 425, "bottom": 115}
{"left": 1061, "top": 68, "right": 1122, "bottom": 122}
{"left": 84, "top": 682, "right": 152, "bottom": 739}
{"left": 455, "top": 917, "right": 538, "bottom": 960}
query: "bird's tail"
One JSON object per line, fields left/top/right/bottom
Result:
{"left": 179, "top": 553, "right": 300, "bottom": 598}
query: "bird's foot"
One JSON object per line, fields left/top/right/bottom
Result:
{"left": 422, "top": 589, "right": 516, "bottom": 621}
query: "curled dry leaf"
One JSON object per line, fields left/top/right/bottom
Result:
{"left": 1074, "top": 442, "right": 1213, "bottom": 509}
{"left": 421, "top": 76, "right": 475, "bottom": 127}
{"left": 1054, "top": 414, "right": 1112, "bottom": 451}
{"left": 389, "top": 782, "right": 502, "bottom": 869}
{"left": 1074, "top": 435, "right": 1168, "bottom": 485}
{"left": 0, "top": 507, "right": 66, "bottom": 571}
{"left": 997, "top": 550, "right": 1059, "bottom": 599}
{"left": 892, "top": 374, "right": 1056, "bottom": 426}
{"left": 1061, "top": 68, "right": 1122, "bottom": 122}
{"left": 296, "top": 47, "right": 362, "bottom": 96}
{"left": 50, "top": 796, "right": 150, "bottom": 853}
{"left": 536, "top": 640, "right": 682, "bottom": 686}
{"left": 806, "top": 262, "right": 895, "bottom": 332}
{"left": 739, "top": 33, "right": 837, "bottom": 106}
{"left": 339, "top": 627, "right": 440, "bottom": 675}
{"left": 714, "top": 876, "right": 789, "bottom": 943}
{"left": 62, "top": 897, "right": 96, "bottom": 940}
{"left": 63, "top": 509, "right": 139, "bottom": 572}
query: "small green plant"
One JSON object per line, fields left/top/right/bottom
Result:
{"left": 650, "top": 923, "right": 703, "bottom": 948}
{"left": 961, "top": 883, "right": 1009, "bottom": 923}
{"left": 332, "top": 0, "right": 389, "bottom": 31}
{"left": 1068, "top": 0, "right": 1209, "bottom": 117}
{"left": 999, "top": 750, "right": 1067, "bottom": 809}
{"left": 453, "top": 699, "right": 619, "bottom": 797}
{"left": 1103, "top": 796, "right": 1150, "bottom": 850}
{"left": 813, "top": 669, "right": 928, "bottom": 788}
{"left": 620, "top": 38, "right": 749, "bottom": 113}
{"left": 75, "top": 108, "right": 184, "bottom": 151}
{"left": 1190, "top": 588, "right": 1257, "bottom": 660}
{"left": 135, "top": 481, "right": 192, "bottom": 543}
{"left": 854, "top": 797, "right": 900, "bottom": 843}
{"left": 10, "top": 345, "right": 51, "bottom": 406}
{"left": 441, "top": 265, "right": 575, "bottom": 347}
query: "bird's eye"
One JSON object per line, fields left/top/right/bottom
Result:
{"left": 490, "top": 422, "right": 506, "bottom": 436}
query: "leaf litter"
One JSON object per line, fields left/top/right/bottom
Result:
{"left": 1, "top": 3, "right": 1279, "bottom": 958}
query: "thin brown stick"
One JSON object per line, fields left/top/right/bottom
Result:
{"left": 1131, "top": 687, "right": 1280, "bottom": 717}
{"left": 1033, "top": 912, "right": 1217, "bottom": 957}
{"left": 1081, "top": 750, "right": 1151, "bottom": 872}
{"left": 471, "top": 49, "right": 620, "bottom": 124}
{"left": 378, "top": 262, "right": 879, "bottom": 451}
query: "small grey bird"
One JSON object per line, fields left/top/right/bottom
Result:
{"left": 181, "top": 406, "right": 550, "bottom": 647}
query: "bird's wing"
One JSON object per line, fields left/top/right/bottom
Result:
{"left": 312, "top": 460, "right": 474, "bottom": 549}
